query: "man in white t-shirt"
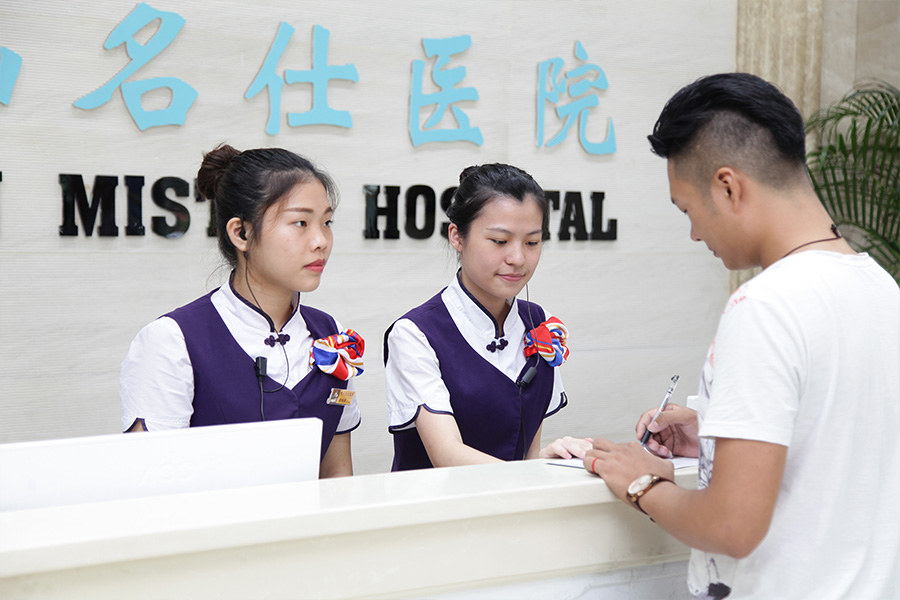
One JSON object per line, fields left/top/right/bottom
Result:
{"left": 584, "top": 73, "right": 899, "bottom": 599}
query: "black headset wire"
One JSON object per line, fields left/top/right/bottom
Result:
{"left": 517, "top": 283, "right": 540, "bottom": 459}
{"left": 243, "top": 248, "right": 291, "bottom": 420}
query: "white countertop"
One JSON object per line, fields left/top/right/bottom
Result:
{"left": 0, "top": 460, "right": 697, "bottom": 599}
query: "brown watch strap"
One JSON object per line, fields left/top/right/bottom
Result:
{"left": 629, "top": 476, "right": 673, "bottom": 515}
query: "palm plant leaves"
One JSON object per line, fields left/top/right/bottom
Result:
{"left": 806, "top": 81, "right": 900, "bottom": 282}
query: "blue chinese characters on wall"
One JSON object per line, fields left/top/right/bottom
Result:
{"left": 409, "top": 35, "right": 483, "bottom": 146}
{"left": 54, "top": 5, "right": 614, "bottom": 154}
{"left": 246, "top": 23, "right": 359, "bottom": 135}
{"left": 73, "top": 3, "right": 198, "bottom": 130}
{"left": 0, "top": 46, "right": 22, "bottom": 106}
{"left": 537, "top": 41, "right": 616, "bottom": 155}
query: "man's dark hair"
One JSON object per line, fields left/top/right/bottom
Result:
{"left": 648, "top": 73, "right": 808, "bottom": 190}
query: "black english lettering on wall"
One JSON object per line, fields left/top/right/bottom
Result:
{"left": 58, "top": 174, "right": 119, "bottom": 236}
{"left": 363, "top": 184, "right": 617, "bottom": 242}
{"left": 590, "top": 191, "right": 617, "bottom": 240}
{"left": 151, "top": 177, "right": 191, "bottom": 239}
{"left": 51, "top": 176, "right": 618, "bottom": 242}
{"left": 193, "top": 179, "right": 217, "bottom": 237}
{"left": 544, "top": 191, "right": 560, "bottom": 240}
{"left": 439, "top": 186, "right": 457, "bottom": 239}
{"left": 363, "top": 184, "right": 400, "bottom": 239}
{"left": 558, "top": 191, "right": 589, "bottom": 241}
{"left": 124, "top": 175, "right": 145, "bottom": 235}
{"left": 404, "top": 185, "right": 436, "bottom": 239}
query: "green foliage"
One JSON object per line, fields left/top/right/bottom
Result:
{"left": 806, "top": 81, "right": 900, "bottom": 282}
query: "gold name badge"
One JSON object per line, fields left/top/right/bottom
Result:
{"left": 327, "top": 388, "right": 355, "bottom": 406}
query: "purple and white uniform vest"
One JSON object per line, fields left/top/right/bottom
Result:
{"left": 166, "top": 292, "right": 348, "bottom": 461}
{"left": 387, "top": 292, "right": 556, "bottom": 471}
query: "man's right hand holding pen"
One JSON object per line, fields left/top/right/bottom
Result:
{"left": 636, "top": 403, "right": 701, "bottom": 459}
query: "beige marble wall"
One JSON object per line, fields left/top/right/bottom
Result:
{"left": 731, "top": 0, "right": 899, "bottom": 290}
{"left": 822, "top": 0, "right": 900, "bottom": 106}
{"left": 733, "top": 0, "right": 826, "bottom": 288}
{"left": 737, "top": 0, "right": 825, "bottom": 117}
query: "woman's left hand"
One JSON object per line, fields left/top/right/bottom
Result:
{"left": 539, "top": 436, "right": 593, "bottom": 459}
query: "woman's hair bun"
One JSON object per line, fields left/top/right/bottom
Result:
{"left": 458, "top": 165, "right": 481, "bottom": 185}
{"left": 197, "top": 143, "right": 241, "bottom": 202}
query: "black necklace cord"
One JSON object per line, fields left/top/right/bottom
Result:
{"left": 780, "top": 224, "right": 842, "bottom": 261}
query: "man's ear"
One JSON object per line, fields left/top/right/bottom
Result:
{"left": 448, "top": 223, "right": 463, "bottom": 252}
{"left": 713, "top": 167, "right": 744, "bottom": 213}
{"left": 226, "top": 217, "right": 250, "bottom": 252}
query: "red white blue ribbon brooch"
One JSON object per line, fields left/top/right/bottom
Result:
{"left": 310, "top": 329, "right": 365, "bottom": 380}
{"left": 523, "top": 317, "right": 569, "bottom": 367}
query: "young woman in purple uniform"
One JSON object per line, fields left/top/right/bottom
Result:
{"left": 120, "top": 145, "right": 364, "bottom": 478}
{"left": 385, "top": 163, "right": 589, "bottom": 471}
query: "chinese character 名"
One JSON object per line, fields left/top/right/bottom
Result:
{"left": 73, "top": 2, "right": 198, "bottom": 131}
{"left": 246, "top": 22, "right": 359, "bottom": 135}
{"left": 0, "top": 47, "right": 23, "bottom": 106}
{"left": 537, "top": 40, "right": 615, "bottom": 155}
{"left": 409, "top": 35, "right": 483, "bottom": 146}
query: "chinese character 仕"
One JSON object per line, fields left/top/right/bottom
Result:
{"left": 0, "top": 47, "right": 23, "bottom": 106}
{"left": 537, "top": 41, "right": 615, "bottom": 155}
{"left": 246, "top": 23, "right": 359, "bottom": 136}
{"left": 73, "top": 2, "right": 197, "bottom": 131}
{"left": 409, "top": 35, "right": 483, "bottom": 147}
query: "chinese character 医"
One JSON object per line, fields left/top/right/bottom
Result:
{"left": 409, "top": 35, "right": 483, "bottom": 146}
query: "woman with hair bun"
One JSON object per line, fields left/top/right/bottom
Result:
{"left": 120, "top": 145, "right": 363, "bottom": 478}
{"left": 385, "top": 163, "right": 590, "bottom": 471}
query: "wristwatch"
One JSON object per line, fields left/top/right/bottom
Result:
{"left": 626, "top": 474, "right": 672, "bottom": 515}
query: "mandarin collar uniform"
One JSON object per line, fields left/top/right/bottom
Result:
{"left": 385, "top": 274, "right": 566, "bottom": 433}
{"left": 121, "top": 278, "right": 360, "bottom": 433}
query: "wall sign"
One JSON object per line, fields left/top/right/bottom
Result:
{"left": 4, "top": 3, "right": 615, "bottom": 154}
{"left": 55, "top": 174, "right": 617, "bottom": 242}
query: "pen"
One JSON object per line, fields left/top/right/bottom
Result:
{"left": 640, "top": 374, "right": 679, "bottom": 446}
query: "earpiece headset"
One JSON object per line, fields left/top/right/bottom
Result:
{"left": 237, "top": 217, "right": 290, "bottom": 421}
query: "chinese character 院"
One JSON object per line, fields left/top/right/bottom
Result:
{"left": 246, "top": 22, "right": 359, "bottom": 135}
{"left": 537, "top": 40, "right": 615, "bottom": 155}
{"left": 409, "top": 35, "right": 483, "bottom": 146}
{"left": 73, "top": 2, "right": 198, "bottom": 130}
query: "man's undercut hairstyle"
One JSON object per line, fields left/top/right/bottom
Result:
{"left": 647, "top": 73, "right": 808, "bottom": 191}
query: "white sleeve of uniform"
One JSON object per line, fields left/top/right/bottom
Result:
{"left": 699, "top": 296, "right": 801, "bottom": 446}
{"left": 120, "top": 316, "right": 194, "bottom": 431}
{"left": 385, "top": 318, "right": 452, "bottom": 431}
{"left": 336, "top": 377, "right": 362, "bottom": 433}
{"left": 545, "top": 368, "right": 568, "bottom": 417}
{"left": 540, "top": 308, "right": 568, "bottom": 417}
{"left": 329, "top": 316, "right": 362, "bottom": 434}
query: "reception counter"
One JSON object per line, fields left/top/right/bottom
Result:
{"left": 0, "top": 460, "right": 696, "bottom": 599}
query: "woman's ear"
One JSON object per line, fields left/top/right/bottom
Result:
{"left": 226, "top": 217, "right": 250, "bottom": 252}
{"left": 448, "top": 223, "right": 463, "bottom": 252}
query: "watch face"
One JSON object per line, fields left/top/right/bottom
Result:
{"left": 628, "top": 474, "right": 654, "bottom": 495}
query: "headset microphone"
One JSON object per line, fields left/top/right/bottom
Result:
{"left": 516, "top": 364, "right": 538, "bottom": 460}
{"left": 517, "top": 365, "right": 537, "bottom": 388}
{"left": 255, "top": 357, "right": 267, "bottom": 420}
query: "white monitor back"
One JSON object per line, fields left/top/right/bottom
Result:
{"left": 0, "top": 418, "right": 322, "bottom": 511}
